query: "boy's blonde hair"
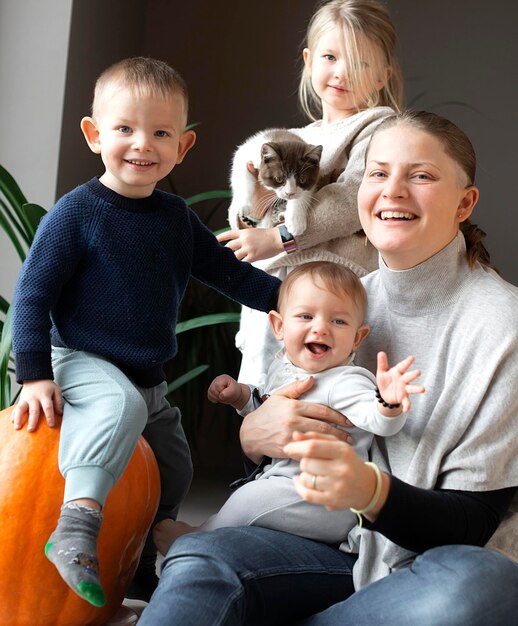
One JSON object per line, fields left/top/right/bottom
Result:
{"left": 91, "top": 56, "right": 189, "bottom": 122}
{"left": 299, "top": 0, "right": 404, "bottom": 121}
{"left": 278, "top": 261, "right": 367, "bottom": 319}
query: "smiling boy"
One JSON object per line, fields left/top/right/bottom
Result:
{"left": 11, "top": 57, "right": 280, "bottom": 606}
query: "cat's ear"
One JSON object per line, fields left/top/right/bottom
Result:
{"left": 261, "top": 142, "right": 281, "bottom": 163}
{"left": 304, "top": 144, "right": 323, "bottom": 164}
{"left": 81, "top": 117, "right": 101, "bottom": 154}
{"left": 268, "top": 310, "right": 284, "bottom": 340}
{"left": 175, "top": 129, "right": 197, "bottom": 164}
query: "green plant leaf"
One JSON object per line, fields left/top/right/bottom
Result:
{"left": 0, "top": 304, "right": 13, "bottom": 409}
{"left": 176, "top": 312, "right": 240, "bottom": 334}
{"left": 185, "top": 190, "right": 232, "bottom": 206}
{"left": 213, "top": 226, "right": 231, "bottom": 236}
{"left": 0, "top": 164, "right": 37, "bottom": 244}
{"left": 22, "top": 202, "right": 47, "bottom": 239}
{"left": 0, "top": 163, "right": 27, "bottom": 212}
{"left": 0, "top": 295, "right": 9, "bottom": 315}
{"left": 0, "top": 198, "right": 29, "bottom": 259}
{"left": 166, "top": 364, "right": 209, "bottom": 393}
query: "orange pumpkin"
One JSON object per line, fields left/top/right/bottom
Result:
{"left": 0, "top": 405, "right": 160, "bottom": 626}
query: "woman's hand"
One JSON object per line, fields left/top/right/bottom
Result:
{"left": 284, "top": 431, "right": 389, "bottom": 520}
{"left": 216, "top": 227, "right": 283, "bottom": 263}
{"left": 240, "top": 377, "right": 353, "bottom": 464}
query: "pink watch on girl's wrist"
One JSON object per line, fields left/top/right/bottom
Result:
{"left": 277, "top": 224, "right": 297, "bottom": 254}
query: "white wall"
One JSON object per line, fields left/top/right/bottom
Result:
{"left": 0, "top": 0, "right": 72, "bottom": 303}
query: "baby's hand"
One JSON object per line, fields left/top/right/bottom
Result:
{"left": 208, "top": 374, "right": 246, "bottom": 408}
{"left": 12, "top": 379, "right": 63, "bottom": 432}
{"left": 376, "top": 352, "right": 425, "bottom": 413}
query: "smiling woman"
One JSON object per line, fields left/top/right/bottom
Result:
{"left": 359, "top": 112, "right": 479, "bottom": 270}
{"left": 138, "top": 111, "right": 518, "bottom": 626}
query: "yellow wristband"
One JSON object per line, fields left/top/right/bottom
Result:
{"left": 350, "top": 462, "right": 382, "bottom": 529}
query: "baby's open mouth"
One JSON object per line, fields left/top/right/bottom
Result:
{"left": 305, "top": 343, "right": 329, "bottom": 355}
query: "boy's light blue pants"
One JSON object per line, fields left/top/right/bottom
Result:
{"left": 52, "top": 347, "right": 193, "bottom": 521}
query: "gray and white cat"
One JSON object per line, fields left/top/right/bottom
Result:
{"left": 228, "top": 129, "right": 323, "bottom": 236}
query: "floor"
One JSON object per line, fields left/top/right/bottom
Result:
{"left": 112, "top": 469, "right": 235, "bottom": 623}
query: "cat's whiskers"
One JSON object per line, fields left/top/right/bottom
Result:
{"left": 249, "top": 191, "right": 279, "bottom": 221}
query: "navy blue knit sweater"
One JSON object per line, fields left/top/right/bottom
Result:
{"left": 12, "top": 178, "right": 280, "bottom": 387}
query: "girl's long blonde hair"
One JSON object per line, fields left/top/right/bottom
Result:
{"left": 299, "top": 0, "right": 404, "bottom": 121}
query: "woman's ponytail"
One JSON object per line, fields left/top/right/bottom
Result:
{"left": 461, "top": 219, "right": 499, "bottom": 273}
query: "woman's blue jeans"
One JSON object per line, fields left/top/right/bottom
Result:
{"left": 139, "top": 527, "right": 518, "bottom": 626}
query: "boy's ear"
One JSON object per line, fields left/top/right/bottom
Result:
{"left": 353, "top": 324, "right": 370, "bottom": 351}
{"left": 268, "top": 310, "right": 284, "bottom": 340}
{"left": 80, "top": 117, "right": 102, "bottom": 154}
{"left": 175, "top": 129, "right": 197, "bottom": 164}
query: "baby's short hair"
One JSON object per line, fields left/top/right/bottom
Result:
{"left": 91, "top": 56, "right": 189, "bottom": 121}
{"left": 278, "top": 261, "right": 367, "bottom": 319}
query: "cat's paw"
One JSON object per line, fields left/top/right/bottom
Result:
{"left": 285, "top": 212, "right": 307, "bottom": 237}
{"left": 228, "top": 201, "right": 241, "bottom": 229}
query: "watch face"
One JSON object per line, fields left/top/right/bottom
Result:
{"left": 277, "top": 224, "right": 297, "bottom": 253}
{"left": 278, "top": 224, "right": 292, "bottom": 243}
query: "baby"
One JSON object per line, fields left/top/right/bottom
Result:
{"left": 154, "top": 261, "right": 424, "bottom": 553}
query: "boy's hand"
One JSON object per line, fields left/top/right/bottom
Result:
{"left": 207, "top": 374, "right": 249, "bottom": 409}
{"left": 12, "top": 379, "right": 63, "bottom": 432}
{"left": 376, "top": 352, "right": 425, "bottom": 413}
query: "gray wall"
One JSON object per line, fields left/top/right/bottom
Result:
{"left": 0, "top": 0, "right": 72, "bottom": 302}
{"left": 56, "top": 0, "right": 518, "bottom": 284}
{"left": 391, "top": 0, "right": 517, "bottom": 282}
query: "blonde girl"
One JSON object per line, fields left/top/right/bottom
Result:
{"left": 219, "top": 0, "right": 404, "bottom": 387}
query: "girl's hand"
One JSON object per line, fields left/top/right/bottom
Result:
{"left": 240, "top": 377, "right": 353, "bottom": 464}
{"left": 12, "top": 379, "right": 63, "bottom": 432}
{"left": 376, "top": 352, "right": 425, "bottom": 413}
{"left": 207, "top": 374, "right": 249, "bottom": 410}
{"left": 216, "top": 228, "right": 283, "bottom": 263}
{"left": 284, "top": 431, "right": 389, "bottom": 518}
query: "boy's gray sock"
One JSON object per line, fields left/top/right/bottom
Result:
{"left": 45, "top": 502, "right": 106, "bottom": 607}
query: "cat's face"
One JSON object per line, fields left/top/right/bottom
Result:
{"left": 258, "top": 141, "right": 323, "bottom": 200}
